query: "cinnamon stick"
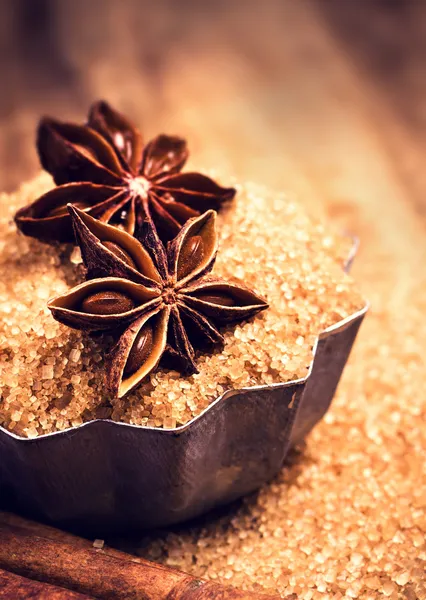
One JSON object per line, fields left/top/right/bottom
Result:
{"left": 0, "top": 567, "right": 94, "bottom": 599}
{"left": 0, "top": 513, "right": 284, "bottom": 600}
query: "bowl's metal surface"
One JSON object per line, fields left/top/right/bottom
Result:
{"left": 0, "top": 241, "right": 367, "bottom": 534}
{"left": 0, "top": 302, "right": 367, "bottom": 534}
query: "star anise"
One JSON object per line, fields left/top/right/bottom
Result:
{"left": 15, "top": 101, "right": 236, "bottom": 244}
{"left": 47, "top": 206, "right": 268, "bottom": 398}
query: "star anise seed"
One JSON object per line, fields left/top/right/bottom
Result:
{"left": 47, "top": 206, "right": 268, "bottom": 398}
{"left": 124, "top": 322, "right": 154, "bottom": 377}
{"left": 80, "top": 290, "right": 135, "bottom": 315}
{"left": 177, "top": 235, "right": 205, "bottom": 280}
{"left": 102, "top": 241, "right": 137, "bottom": 269}
{"left": 15, "top": 100, "right": 236, "bottom": 243}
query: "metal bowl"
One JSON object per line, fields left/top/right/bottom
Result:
{"left": 0, "top": 250, "right": 367, "bottom": 535}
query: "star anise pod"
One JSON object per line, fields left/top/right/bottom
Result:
{"left": 15, "top": 100, "right": 236, "bottom": 244}
{"left": 47, "top": 206, "right": 268, "bottom": 398}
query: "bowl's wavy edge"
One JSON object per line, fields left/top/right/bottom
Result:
{"left": 0, "top": 239, "right": 368, "bottom": 443}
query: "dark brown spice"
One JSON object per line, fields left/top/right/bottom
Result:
{"left": 14, "top": 101, "right": 236, "bottom": 243}
{"left": 177, "top": 235, "right": 205, "bottom": 280}
{"left": 80, "top": 290, "right": 135, "bottom": 315}
{"left": 195, "top": 293, "right": 236, "bottom": 307}
{"left": 102, "top": 241, "right": 136, "bottom": 269}
{"left": 48, "top": 207, "right": 268, "bottom": 398}
{"left": 0, "top": 514, "right": 282, "bottom": 600}
{"left": 48, "top": 200, "right": 91, "bottom": 218}
{"left": 124, "top": 322, "right": 154, "bottom": 377}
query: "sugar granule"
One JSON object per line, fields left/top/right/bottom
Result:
{"left": 2, "top": 172, "right": 424, "bottom": 597}
{"left": 0, "top": 173, "right": 364, "bottom": 437}
{"left": 110, "top": 180, "right": 426, "bottom": 598}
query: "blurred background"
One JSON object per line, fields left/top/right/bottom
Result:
{"left": 1, "top": 0, "right": 426, "bottom": 234}
{"left": 1, "top": 1, "right": 426, "bottom": 585}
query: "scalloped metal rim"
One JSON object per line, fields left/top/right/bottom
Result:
{"left": 0, "top": 302, "right": 368, "bottom": 442}
{"left": 0, "top": 239, "right": 368, "bottom": 533}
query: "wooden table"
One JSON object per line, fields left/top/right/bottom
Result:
{"left": 1, "top": 0, "right": 426, "bottom": 226}
{"left": 1, "top": 1, "right": 425, "bottom": 597}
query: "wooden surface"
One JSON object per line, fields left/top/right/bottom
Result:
{"left": 0, "top": 0, "right": 426, "bottom": 223}
{"left": 1, "top": 0, "right": 425, "bottom": 596}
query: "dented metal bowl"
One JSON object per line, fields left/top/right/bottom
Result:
{"left": 0, "top": 251, "right": 368, "bottom": 535}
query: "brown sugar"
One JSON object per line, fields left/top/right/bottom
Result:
{"left": 0, "top": 173, "right": 364, "bottom": 437}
